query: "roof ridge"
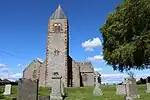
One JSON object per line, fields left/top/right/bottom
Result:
{"left": 50, "top": 5, "right": 67, "bottom": 19}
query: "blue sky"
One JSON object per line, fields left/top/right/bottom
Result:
{"left": 0, "top": 0, "right": 150, "bottom": 83}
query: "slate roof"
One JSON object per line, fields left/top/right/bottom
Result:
{"left": 50, "top": 5, "right": 67, "bottom": 19}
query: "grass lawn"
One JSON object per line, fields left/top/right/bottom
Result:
{"left": 0, "top": 85, "right": 150, "bottom": 100}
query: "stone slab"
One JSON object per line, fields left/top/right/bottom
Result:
{"left": 93, "top": 77, "right": 103, "bottom": 96}
{"left": 17, "top": 78, "right": 38, "bottom": 100}
{"left": 3, "top": 84, "right": 11, "bottom": 95}
{"left": 50, "top": 75, "right": 63, "bottom": 100}
{"left": 125, "top": 78, "right": 140, "bottom": 99}
{"left": 145, "top": 83, "right": 150, "bottom": 93}
{"left": 116, "top": 85, "right": 126, "bottom": 95}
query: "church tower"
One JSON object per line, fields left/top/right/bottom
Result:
{"left": 46, "top": 5, "right": 69, "bottom": 87}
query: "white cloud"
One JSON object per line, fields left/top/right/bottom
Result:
{"left": 0, "top": 64, "right": 7, "bottom": 68}
{"left": 17, "top": 64, "right": 22, "bottom": 67}
{"left": 0, "top": 72, "right": 22, "bottom": 81}
{"left": 1, "top": 68, "right": 9, "bottom": 72}
{"left": 94, "top": 68, "right": 103, "bottom": 72}
{"left": 101, "top": 74, "right": 125, "bottom": 78}
{"left": 87, "top": 55, "right": 103, "bottom": 61}
{"left": 8, "top": 73, "right": 22, "bottom": 79}
{"left": 81, "top": 37, "right": 102, "bottom": 51}
{"left": 100, "top": 73, "right": 150, "bottom": 84}
{"left": 36, "top": 57, "right": 44, "bottom": 63}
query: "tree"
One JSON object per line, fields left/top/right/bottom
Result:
{"left": 147, "top": 76, "right": 150, "bottom": 82}
{"left": 100, "top": 0, "right": 150, "bottom": 72}
{"left": 127, "top": 71, "right": 135, "bottom": 79}
{"left": 137, "top": 78, "right": 147, "bottom": 84}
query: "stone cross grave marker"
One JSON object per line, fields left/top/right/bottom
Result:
{"left": 145, "top": 83, "right": 150, "bottom": 93}
{"left": 116, "top": 85, "right": 126, "bottom": 95}
{"left": 93, "top": 73, "right": 103, "bottom": 96}
{"left": 50, "top": 72, "right": 63, "bottom": 100}
{"left": 125, "top": 78, "right": 140, "bottom": 100}
{"left": 17, "top": 78, "right": 38, "bottom": 100}
{"left": 3, "top": 84, "right": 11, "bottom": 95}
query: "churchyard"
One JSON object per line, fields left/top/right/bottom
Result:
{"left": 0, "top": 84, "right": 150, "bottom": 100}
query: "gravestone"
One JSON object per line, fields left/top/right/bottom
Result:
{"left": 93, "top": 74, "right": 103, "bottom": 96}
{"left": 116, "top": 85, "right": 126, "bottom": 95}
{"left": 125, "top": 78, "right": 140, "bottom": 100}
{"left": 3, "top": 84, "right": 11, "bottom": 95}
{"left": 50, "top": 72, "right": 63, "bottom": 100}
{"left": 18, "top": 78, "right": 38, "bottom": 100}
{"left": 145, "top": 83, "right": 150, "bottom": 93}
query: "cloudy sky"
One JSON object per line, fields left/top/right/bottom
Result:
{"left": 0, "top": 0, "right": 150, "bottom": 83}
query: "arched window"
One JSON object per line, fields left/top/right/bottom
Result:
{"left": 82, "top": 73, "right": 88, "bottom": 81}
{"left": 53, "top": 23, "right": 62, "bottom": 33}
{"left": 33, "top": 70, "right": 37, "bottom": 78}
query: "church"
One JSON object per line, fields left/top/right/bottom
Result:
{"left": 23, "top": 5, "right": 101, "bottom": 87}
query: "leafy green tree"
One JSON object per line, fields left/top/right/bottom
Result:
{"left": 100, "top": 0, "right": 150, "bottom": 72}
{"left": 3, "top": 79, "right": 11, "bottom": 84}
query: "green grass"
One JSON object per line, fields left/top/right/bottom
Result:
{"left": 0, "top": 85, "right": 150, "bottom": 100}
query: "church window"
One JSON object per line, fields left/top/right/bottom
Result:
{"left": 82, "top": 73, "right": 88, "bottom": 81}
{"left": 33, "top": 70, "right": 37, "bottom": 79}
{"left": 53, "top": 23, "right": 62, "bottom": 33}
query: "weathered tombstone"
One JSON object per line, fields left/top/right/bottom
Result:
{"left": 93, "top": 74, "right": 103, "bottom": 96}
{"left": 145, "top": 83, "right": 150, "bottom": 93}
{"left": 3, "top": 84, "right": 11, "bottom": 95}
{"left": 125, "top": 78, "right": 140, "bottom": 100}
{"left": 50, "top": 72, "right": 63, "bottom": 100}
{"left": 116, "top": 85, "right": 126, "bottom": 95}
{"left": 18, "top": 78, "right": 38, "bottom": 100}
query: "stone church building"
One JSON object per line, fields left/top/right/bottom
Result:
{"left": 23, "top": 5, "right": 100, "bottom": 87}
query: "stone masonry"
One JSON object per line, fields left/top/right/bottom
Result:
{"left": 23, "top": 5, "right": 100, "bottom": 87}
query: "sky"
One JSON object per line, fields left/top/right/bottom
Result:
{"left": 0, "top": 0, "right": 150, "bottom": 83}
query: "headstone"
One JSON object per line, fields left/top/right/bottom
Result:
{"left": 3, "top": 84, "right": 11, "bottom": 95}
{"left": 93, "top": 75, "right": 103, "bottom": 96}
{"left": 116, "top": 85, "right": 126, "bottom": 95}
{"left": 125, "top": 78, "right": 140, "bottom": 100}
{"left": 17, "top": 78, "right": 38, "bottom": 100}
{"left": 50, "top": 72, "right": 63, "bottom": 100}
{"left": 145, "top": 83, "right": 150, "bottom": 93}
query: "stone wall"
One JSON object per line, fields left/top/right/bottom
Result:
{"left": 23, "top": 60, "right": 42, "bottom": 80}
{"left": 79, "top": 62, "right": 94, "bottom": 72}
{"left": 71, "top": 58, "right": 80, "bottom": 87}
{"left": 39, "top": 61, "right": 46, "bottom": 87}
{"left": 81, "top": 72, "right": 94, "bottom": 86}
{"left": 46, "top": 18, "right": 69, "bottom": 87}
{"left": 78, "top": 62, "right": 95, "bottom": 86}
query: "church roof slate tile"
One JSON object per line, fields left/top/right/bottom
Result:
{"left": 50, "top": 5, "right": 67, "bottom": 19}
